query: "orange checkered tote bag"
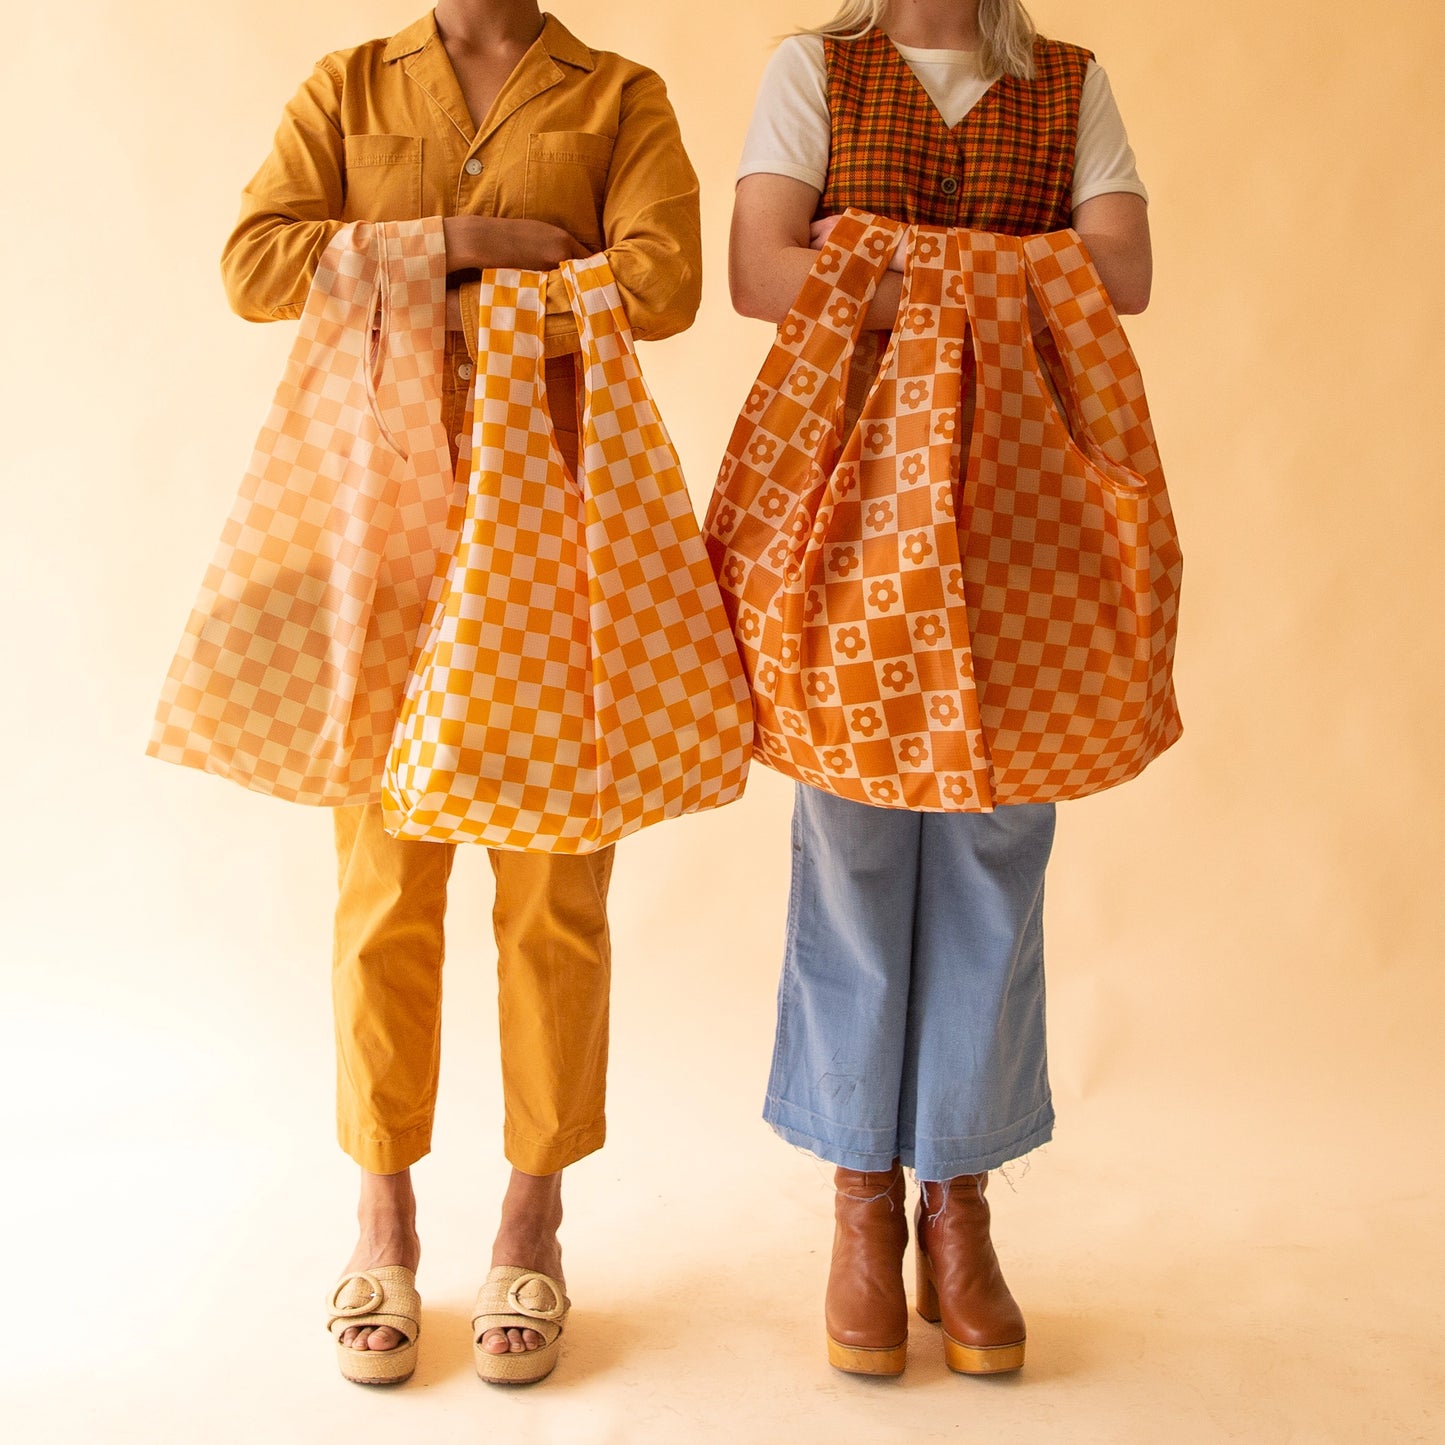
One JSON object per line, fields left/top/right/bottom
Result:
{"left": 704, "top": 207, "right": 1181, "bottom": 810}
{"left": 382, "top": 255, "right": 752, "bottom": 851}
{"left": 147, "top": 218, "right": 458, "bottom": 804}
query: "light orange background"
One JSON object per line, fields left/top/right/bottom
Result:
{"left": 2, "top": 2, "right": 1442, "bottom": 1441}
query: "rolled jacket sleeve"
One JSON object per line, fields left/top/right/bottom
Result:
{"left": 220, "top": 62, "right": 348, "bottom": 322}
{"left": 542, "top": 73, "right": 702, "bottom": 351}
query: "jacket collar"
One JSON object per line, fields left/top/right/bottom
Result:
{"left": 382, "top": 13, "right": 437, "bottom": 63}
{"left": 383, "top": 11, "right": 595, "bottom": 73}
{"left": 538, "top": 14, "right": 595, "bottom": 72}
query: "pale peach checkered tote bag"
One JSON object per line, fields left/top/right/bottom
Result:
{"left": 704, "top": 208, "right": 1182, "bottom": 811}
{"left": 382, "top": 255, "right": 753, "bottom": 851}
{"left": 147, "top": 218, "right": 459, "bottom": 804}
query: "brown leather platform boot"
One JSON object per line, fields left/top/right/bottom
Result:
{"left": 825, "top": 1161, "right": 909, "bottom": 1376}
{"left": 915, "top": 1173, "right": 1026, "bottom": 1375}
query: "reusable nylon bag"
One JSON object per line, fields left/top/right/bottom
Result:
{"left": 382, "top": 255, "right": 753, "bottom": 851}
{"left": 148, "top": 218, "right": 457, "bottom": 803}
{"left": 704, "top": 208, "right": 1182, "bottom": 810}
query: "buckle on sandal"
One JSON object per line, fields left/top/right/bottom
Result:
{"left": 504, "top": 1273, "right": 567, "bottom": 1322}
{"left": 329, "top": 1272, "right": 384, "bottom": 1317}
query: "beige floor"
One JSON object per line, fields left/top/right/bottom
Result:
{"left": 6, "top": 788, "right": 1441, "bottom": 1445}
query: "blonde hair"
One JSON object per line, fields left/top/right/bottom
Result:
{"left": 799, "top": 1, "right": 1037, "bottom": 81}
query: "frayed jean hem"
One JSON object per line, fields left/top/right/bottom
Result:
{"left": 764, "top": 1095, "right": 1055, "bottom": 1182}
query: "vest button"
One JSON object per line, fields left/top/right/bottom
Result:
{"left": 940, "top": 176, "right": 960, "bottom": 196}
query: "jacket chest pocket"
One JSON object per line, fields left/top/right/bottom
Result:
{"left": 523, "top": 131, "right": 613, "bottom": 252}
{"left": 343, "top": 135, "right": 424, "bottom": 221}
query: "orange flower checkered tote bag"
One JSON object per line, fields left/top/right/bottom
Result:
{"left": 382, "top": 255, "right": 753, "bottom": 851}
{"left": 703, "top": 208, "right": 1181, "bottom": 810}
{"left": 147, "top": 219, "right": 458, "bottom": 804}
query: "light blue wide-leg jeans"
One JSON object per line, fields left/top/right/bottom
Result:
{"left": 764, "top": 784, "right": 1057, "bottom": 1181}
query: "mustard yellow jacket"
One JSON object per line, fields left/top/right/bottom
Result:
{"left": 220, "top": 11, "right": 702, "bottom": 358}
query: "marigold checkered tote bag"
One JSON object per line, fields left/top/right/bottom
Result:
{"left": 382, "top": 255, "right": 753, "bottom": 851}
{"left": 147, "top": 218, "right": 458, "bottom": 803}
{"left": 704, "top": 208, "right": 1181, "bottom": 810}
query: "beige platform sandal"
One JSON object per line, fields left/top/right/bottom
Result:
{"left": 471, "top": 1265, "right": 569, "bottom": 1385}
{"left": 326, "top": 1267, "right": 421, "bottom": 1386}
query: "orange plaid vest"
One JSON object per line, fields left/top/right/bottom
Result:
{"left": 819, "top": 31, "right": 1090, "bottom": 232}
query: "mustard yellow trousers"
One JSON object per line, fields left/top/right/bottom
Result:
{"left": 332, "top": 803, "right": 615, "bottom": 1176}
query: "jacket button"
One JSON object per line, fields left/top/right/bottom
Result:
{"left": 464, "top": 158, "right": 483, "bottom": 176}
{"left": 939, "top": 176, "right": 959, "bottom": 196}
{"left": 458, "top": 362, "right": 474, "bottom": 381}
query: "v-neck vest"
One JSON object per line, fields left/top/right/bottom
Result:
{"left": 819, "top": 30, "right": 1090, "bottom": 232}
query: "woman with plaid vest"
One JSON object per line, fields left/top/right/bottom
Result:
{"left": 730, "top": 0, "right": 1152, "bottom": 1377}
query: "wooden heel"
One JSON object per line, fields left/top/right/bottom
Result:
{"left": 942, "top": 1334, "right": 1026, "bottom": 1375}
{"left": 826, "top": 1335, "right": 908, "bottom": 1376}
{"left": 914, "top": 1250, "right": 941, "bottom": 1324}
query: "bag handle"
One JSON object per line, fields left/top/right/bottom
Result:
{"left": 957, "top": 230, "right": 1154, "bottom": 499}
{"left": 838, "top": 218, "right": 966, "bottom": 442}
{"left": 557, "top": 253, "right": 629, "bottom": 360}
{"left": 556, "top": 252, "right": 636, "bottom": 420}
{"left": 359, "top": 218, "right": 449, "bottom": 464}
{"left": 555, "top": 254, "right": 655, "bottom": 497}
{"left": 472, "top": 265, "right": 577, "bottom": 491}
{"left": 956, "top": 229, "right": 1079, "bottom": 453}
{"left": 784, "top": 210, "right": 906, "bottom": 449}
{"left": 799, "top": 208, "right": 903, "bottom": 322}
{"left": 1021, "top": 231, "right": 1160, "bottom": 476}
{"left": 361, "top": 223, "right": 411, "bottom": 460}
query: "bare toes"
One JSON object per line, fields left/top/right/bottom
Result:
{"left": 480, "top": 1324, "right": 548, "bottom": 1353}
{"left": 367, "top": 1327, "right": 400, "bottom": 1352}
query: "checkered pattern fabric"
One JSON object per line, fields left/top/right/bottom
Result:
{"left": 821, "top": 33, "right": 1088, "bottom": 233}
{"left": 148, "top": 219, "right": 458, "bottom": 803}
{"left": 382, "top": 255, "right": 752, "bottom": 851}
{"left": 703, "top": 209, "right": 1181, "bottom": 811}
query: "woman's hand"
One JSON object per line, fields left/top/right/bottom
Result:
{"left": 809, "top": 213, "right": 906, "bottom": 273}
{"left": 809, "top": 214, "right": 842, "bottom": 251}
{"left": 443, "top": 215, "right": 590, "bottom": 272}
{"left": 809, "top": 209, "right": 1050, "bottom": 334}
{"left": 732, "top": 175, "right": 903, "bottom": 328}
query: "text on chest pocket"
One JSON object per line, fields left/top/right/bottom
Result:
{"left": 343, "top": 134, "right": 424, "bottom": 222}
{"left": 523, "top": 131, "right": 613, "bottom": 253}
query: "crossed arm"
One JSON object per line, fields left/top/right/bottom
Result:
{"left": 728, "top": 172, "right": 1152, "bottom": 327}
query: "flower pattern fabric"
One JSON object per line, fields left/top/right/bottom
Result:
{"left": 703, "top": 208, "right": 1182, "bottom": 810}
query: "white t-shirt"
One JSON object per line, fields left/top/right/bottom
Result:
{"left": 737, "top": 34, "right": 1148, "bottom": 212}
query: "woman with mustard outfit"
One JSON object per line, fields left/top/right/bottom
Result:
{"left": 222, "top": 0, "right": 701, "bottom": 1385}
{"left": 729, "top": 0, "right": 1152, "bottom": 1376}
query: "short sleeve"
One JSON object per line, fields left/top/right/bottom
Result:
{"left": 1072, "top": 60, "right": 1149, "bottom": 210}
{"left": 736, "top": 35, "right": 831, "bottom": 192}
